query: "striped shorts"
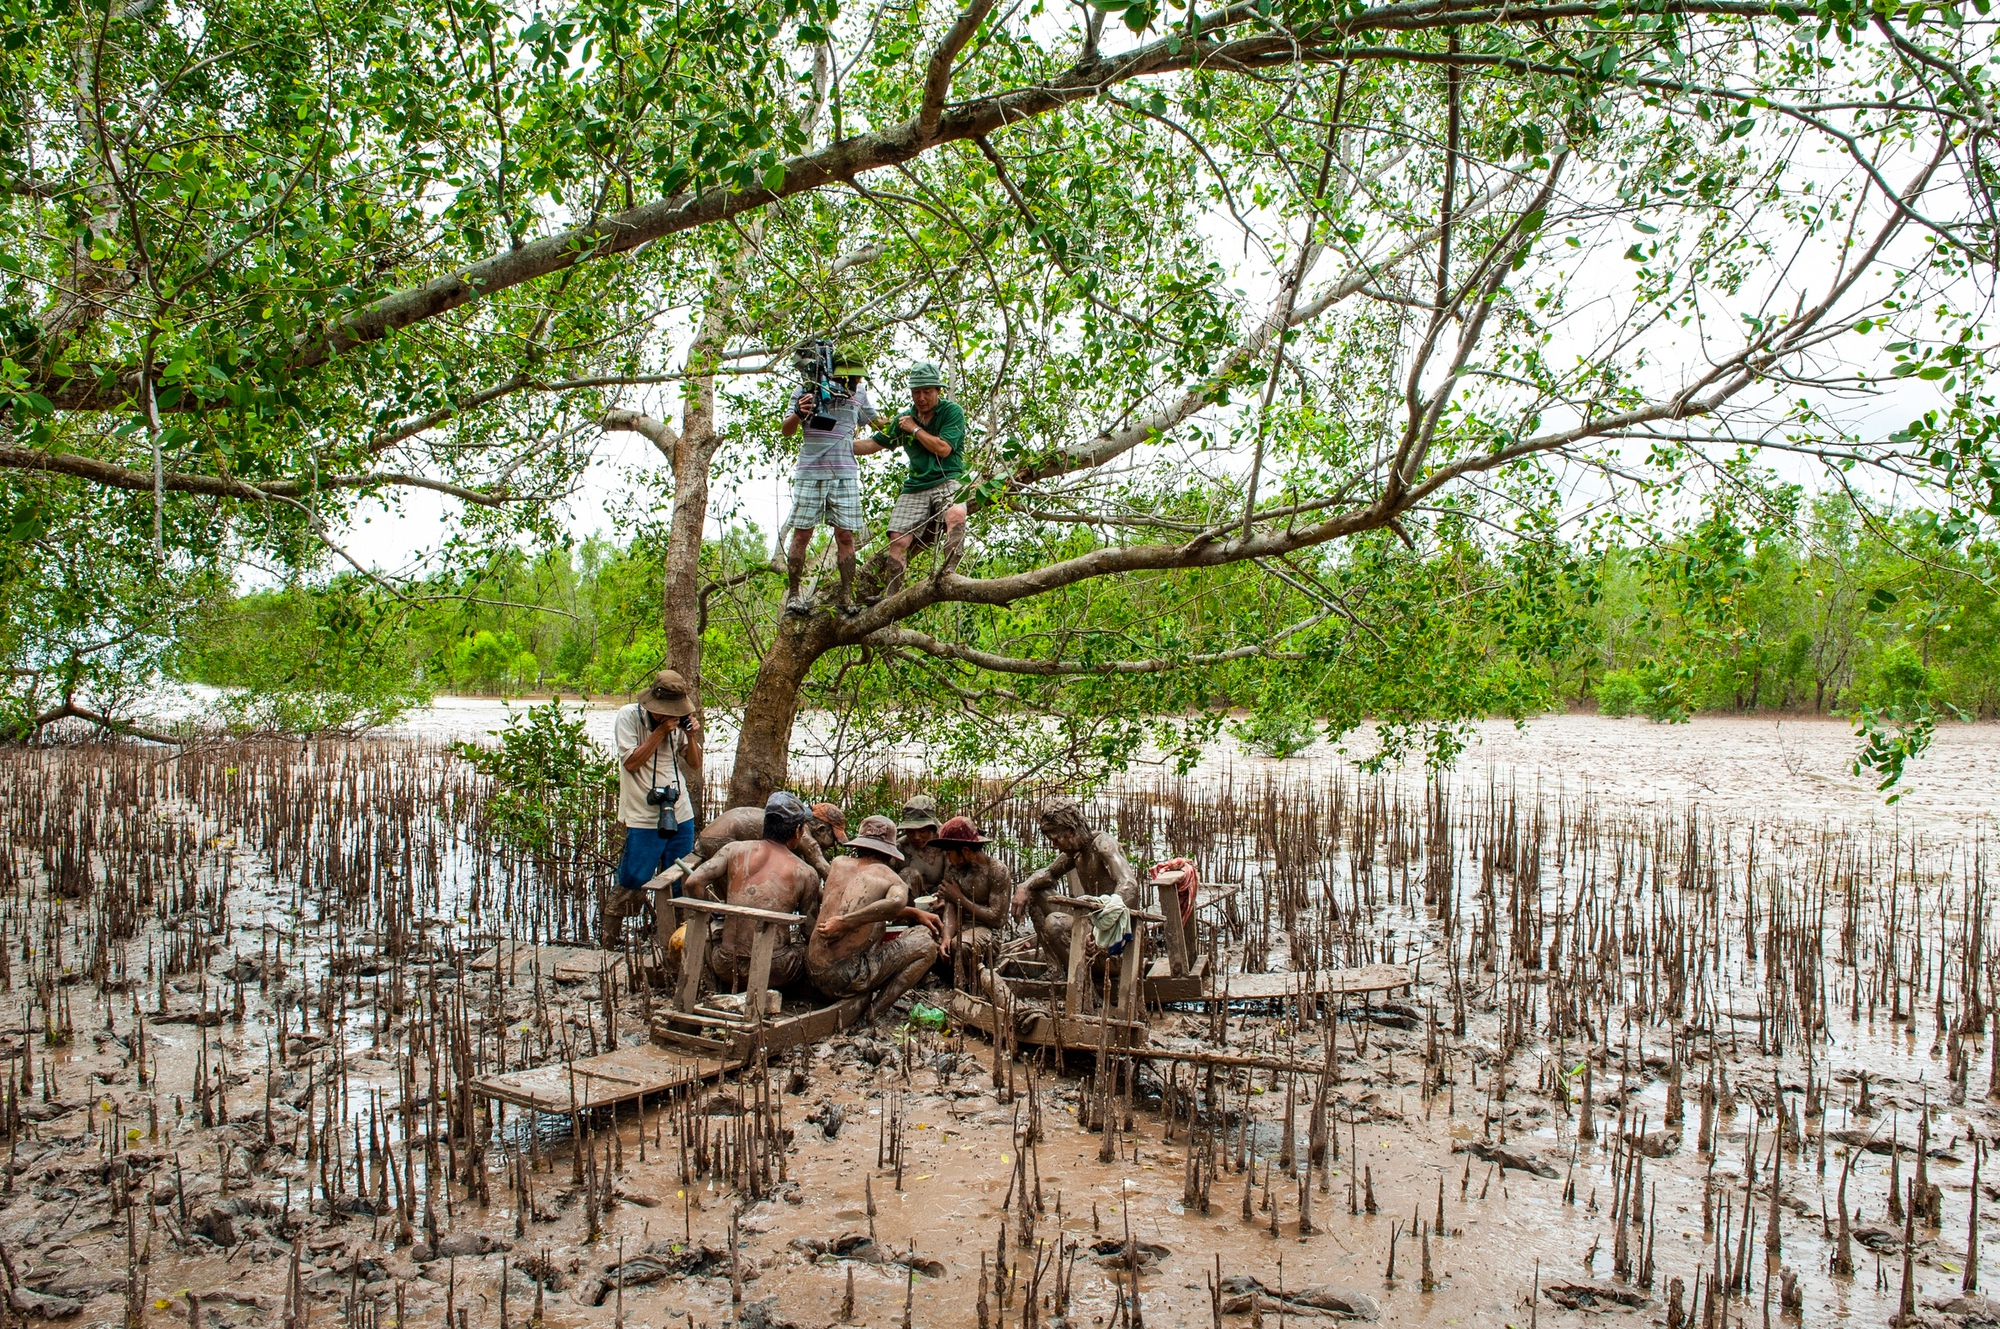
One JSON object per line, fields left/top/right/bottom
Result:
{"left": 787, "top": 472, "right": 864, "bottom": 532}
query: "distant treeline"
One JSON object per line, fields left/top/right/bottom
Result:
{"left": 180, "top": 495, "right": 1997, "bottom": 746}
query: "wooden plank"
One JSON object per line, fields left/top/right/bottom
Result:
{"left": 1043, "top": 896, "right": 1165, "bottom": 924}
{"left": 745, "top": 924, "right": 779, "bottom": 1011}
{"left": 677, "top": 912, "right": 710, "bottom": 1012}
{"left": 1193, "top": 965, "right": 1412, "bottom": 1003}
{"left": 1115, "top": 925, "right": 1145, "bottom": 1021}
{"left": 467, "top": 944, "right": 606, "bottom": 983}
{"left": 669, "top": 897, "right": 803, "bottom": 926}
{"left": 1064, "top": 919, "right": 1089, "bottom": 1018}
{"left": 472, "top": 1043, "right": 720, "bottom": 1114}
{"left": 948, "top": 991, "right": 1147, "bottom": 1050}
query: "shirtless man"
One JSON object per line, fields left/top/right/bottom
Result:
{"left": 932, "top": 816, "right": 1010, "bottom": 963}
{"left": 650, "top": 800, "right": 846, "bottom": 892}
{"left": 896, "top": 795, "right": 947, "bottom": 898}
{"left": 1011, "top": 797, "right": 1187, "bottom": 974}
{"left": 809, "top": 815, "right": 944, "bottom": 1022}
{"left": 682, "top": 793, "right": 822, "bottom": 990}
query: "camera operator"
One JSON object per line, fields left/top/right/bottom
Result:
{"left": 778, "top": 343, "right": 876, "bottom": 617}
{"left": 603, "top": 669, "right": 704, "bottom": 947}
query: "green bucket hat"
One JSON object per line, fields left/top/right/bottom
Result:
{"left": 832, "top": 344, "right": 869, "bottom": 376}
{"left": 906, "top": 361, "right": 945, "bottom": 389}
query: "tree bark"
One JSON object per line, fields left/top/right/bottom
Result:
{"left": 727, "top": 615, "right": 837, "bottom": 807}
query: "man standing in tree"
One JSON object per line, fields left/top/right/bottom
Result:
{"left": 603, "top": 669, "right": 702, "bottom": 948}
{"left": 810, "top": 815, "right": 944, "bottom": 1022}
{"left": 854, "top": 361, "right": 966, "bottom": 599}
{"left": 933, "top": 815, "right": 1011, "bottom": 966}
{"left": 1010, "top": 798, "right": 1148, "bottom": 968}
{"left": 648, "top": 801, "right": 846, "bottom": 892}
{"left": 779, "top": 345, "right": 875, "bottom": 616}
{"left": 682, "top": 793, "right": 824, "bottom": 991}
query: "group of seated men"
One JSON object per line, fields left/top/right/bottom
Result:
{"left": 604, "top": 790, "right": 1154, "bottom": 1024}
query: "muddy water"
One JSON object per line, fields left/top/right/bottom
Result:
{"left": 0, "top": 737, "right": 1994, "bottom": 1329}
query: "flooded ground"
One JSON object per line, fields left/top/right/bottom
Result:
{"left": 387, "top": 695, "right": 1999, "bottom": 834}
{"left": 0, "top": 732, "right": 1994, "bottom": 1329}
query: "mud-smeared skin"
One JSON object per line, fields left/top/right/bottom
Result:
{"left": 0, "top": 737, "right": 1991, "bottom": 1329}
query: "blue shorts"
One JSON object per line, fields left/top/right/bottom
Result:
{"left": 618, "top": 819, "right": 695, "bottom": 895}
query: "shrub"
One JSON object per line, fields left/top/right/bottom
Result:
{"left": 1229, "top": 701, "right": 1318, "bottom": 759}
{"left": 1594, "top": 670, "right": 1645, "bottom": 717}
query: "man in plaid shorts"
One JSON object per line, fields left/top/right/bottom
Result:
{"left": 779, "top": 344, "right": 875, "bottom": 616}
{"left": 854, "top": 360, "right": 966, "bottom": 600}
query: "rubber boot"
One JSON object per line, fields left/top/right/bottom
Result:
{"left": 837, "top": 554, "right": 858, "bottom": 615}
{"left": 931, "top": 523, "right": 967, "bottom": 580}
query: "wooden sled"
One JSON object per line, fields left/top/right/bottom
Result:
{"left": 950, "top": 895, "right": 1156, "bottom": 1050}
{"left": 645, "top": 895, "right": 868, "bottom": 1060}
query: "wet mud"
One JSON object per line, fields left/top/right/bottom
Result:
{"left": 0, "top": 737, "right": 1993, "bottom": 1329}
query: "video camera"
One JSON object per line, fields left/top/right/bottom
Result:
{"left": 791, "top": 338, "right": 843, "bottom": 431}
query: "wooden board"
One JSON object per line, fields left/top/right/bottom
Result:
{"left": 471, "top": 1043, "right": 720, "bottom": 1113}
{"left": 467, "top": 944, "right": 610, "bottom": 984}
{"left": 948, "top": 991, "right": 1149, "bottom": 1050}
{"left": 1193, "top": 964, "right": 1413, "bottom": 1002}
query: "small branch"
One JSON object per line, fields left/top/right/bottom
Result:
{"left": 920, "top": 0, "right": 1000, "bottom": 138}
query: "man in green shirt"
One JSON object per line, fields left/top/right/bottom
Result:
{"left": 855, "top": 361, "right": 966, "bottom": 599}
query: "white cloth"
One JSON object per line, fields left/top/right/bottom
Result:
{"left": 613, "top": 703, "right": 694, "bottom": 829}
{"left": 1085, "top": 895, "right": 1132, "bottom": 955}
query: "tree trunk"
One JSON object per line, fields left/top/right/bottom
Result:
{"left": 727, "top": 615, "right": 838, "bottom": 807}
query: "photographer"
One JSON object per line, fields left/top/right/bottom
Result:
{"left": 779, "top": 343, "right": 876, "bottom": 617}
{"left": 603, "top": 669, "right": 704, "bottom": 947}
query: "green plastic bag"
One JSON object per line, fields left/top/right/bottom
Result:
{"left": 909, "top": 1001, "right": 947, "bottom": 1031}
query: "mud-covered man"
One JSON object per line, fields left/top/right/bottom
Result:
{"left": 809, "top": 815, "right": 944, "bottom": 1022}
{"left": 649, "top": 801, "right": 846, "bottom": 893}
{"left": 1010, "top": 798, "right": 1145, "bottom": 968}
{"left": 932, "top": 815, "right": 1010, "bottom": 963}
{"left": 896, "top": 795, "right": 947, "bottom": 898}
{"left": 682, "top": 792, "right": 823, "bottom": 990}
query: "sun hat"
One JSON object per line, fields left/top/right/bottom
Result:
{"left": 811, "top": 802, "right": 849, "bottom": 843}
{"left": 635, "top": 669, "right": 695, "bottom": 716}
{"left": 906, "top": 361, "right": 944, "bottom": 389}
{"left": 848, "top": 814, "right": 906, "bottom": 862}
{"left": 933, "top": 815, "right": 988, "bottom": 848}
{"left": 833, "top": 345, "right": 869, "bottom": 376}
{"left": 897, "top": 795, "right": 942, "bottom": 831}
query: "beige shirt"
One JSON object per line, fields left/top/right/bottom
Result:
{"left": 613, "top": 703, "right": 693, "bottom": 829}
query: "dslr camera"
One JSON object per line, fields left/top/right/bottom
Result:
{"left": 644, "top": 783, "right": 681, "bottom": 832}
{"left": 791, "top": 338, "right": 842, "bottom": 431}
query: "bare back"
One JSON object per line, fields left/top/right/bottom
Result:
{"left": 694, "top": 806, "right": 833, "bottom": 878}
{"left": 810, "top": 856, "right": 908, "bottom": 970}
{"left": 689, "top": 838, "right": 819, "bottom": 957}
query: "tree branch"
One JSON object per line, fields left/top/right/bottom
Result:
{"left": 921, "top": 0, "right": 1000, "bottom": 138}
{"left": 37, "top": 0, "right": 1785, "bottom": 412}
{"left": 863, "top": 612, "right": 1327, "bottom": 675}
{"left": 602, "top": 407, "right": 681, "bottom": 460}
{"left": 0, "top": 446, "right": 526, "bottom": 507}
